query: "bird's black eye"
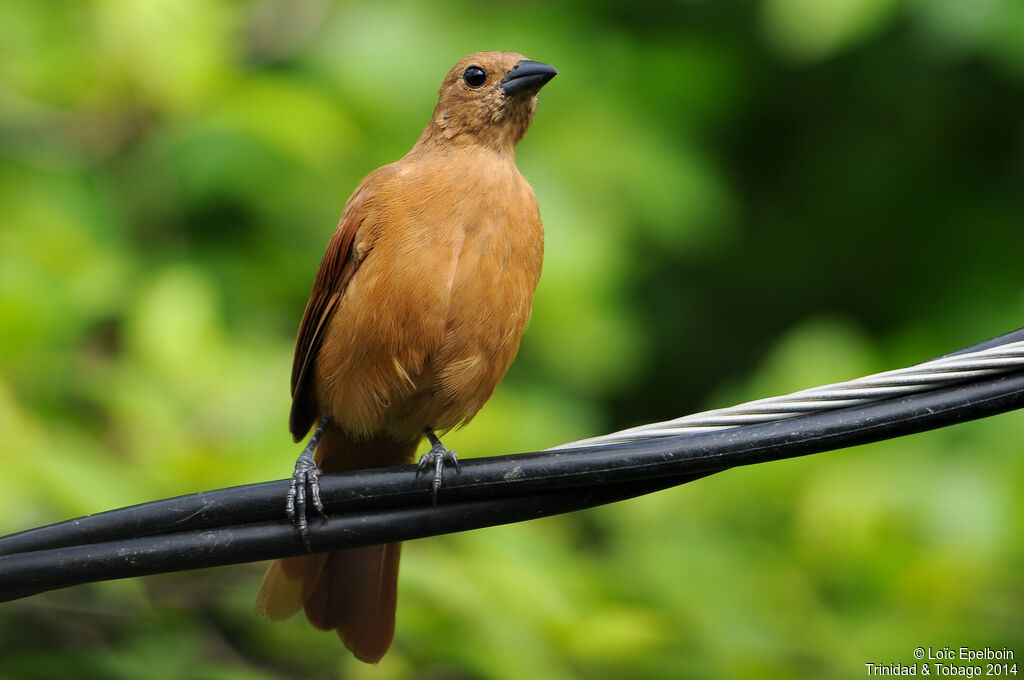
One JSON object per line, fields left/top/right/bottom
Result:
{"left": 463, "top": 66, "right": 487, "bottom": 88}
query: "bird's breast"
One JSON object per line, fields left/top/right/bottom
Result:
{"left": 423, "top": 174, "right": 544, "bottom": 429}
{"left": 318, "top": 158, "right": 543, "bottom": 439}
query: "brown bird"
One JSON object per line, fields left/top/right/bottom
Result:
{"left": 255, "top": 51, "right": 556, "bottom": 663}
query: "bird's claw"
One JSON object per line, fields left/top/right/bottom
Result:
{"left": 286, "top": 450, "right": 326, "bottom": 550}
{"left": 416, "top": 435, "right": 459, "bottom": 509}
{"left": 286, "top": 417, "right": 329, "bottom": 551}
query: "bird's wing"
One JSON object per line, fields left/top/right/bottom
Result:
{"left": 288, "top": 185, "right": 373, "bottom": 441}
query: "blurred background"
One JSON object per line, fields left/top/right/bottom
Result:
{"left": 1, "top": 0, "right": 1023, "bottom": 678}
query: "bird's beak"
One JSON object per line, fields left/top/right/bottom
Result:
{"left": 501, "top": 60, "right": 558, "bottom": 96}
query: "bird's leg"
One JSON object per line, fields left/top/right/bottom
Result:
{"left": 286, "top": 415, "right": 329, "bottom": 551}
{"left": 416, "top": 428, "right": 460, "bottom": 508}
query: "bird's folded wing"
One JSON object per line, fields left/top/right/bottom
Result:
{"left": 289, "top": 186, "right": 373, "bottom": 441}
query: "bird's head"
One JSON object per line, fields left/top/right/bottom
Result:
{"left": 420, "top": 51, "right": 557, "bottom": 154}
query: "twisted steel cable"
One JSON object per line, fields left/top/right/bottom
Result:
{"left": 549, "top": 339, "right": 1024, "bottom": 450}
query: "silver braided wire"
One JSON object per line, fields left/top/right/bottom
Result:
{"left": 548, "top": 340, "right": 1024, "bottom": 451}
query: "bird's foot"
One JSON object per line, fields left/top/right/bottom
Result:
{"left": 286, "top": 416, "right": 329, "bottom": 550}
{"left": 416, "top": 429, "right": 460, "bottom": 508}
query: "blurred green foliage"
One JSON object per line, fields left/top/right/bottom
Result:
{"left": 2, "top": 0, "right": 1023, "bottom": 678}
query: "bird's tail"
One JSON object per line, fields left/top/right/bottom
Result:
{"left": 255, "top": 425, "right": 418, "bottom": 663}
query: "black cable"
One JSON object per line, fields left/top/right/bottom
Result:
{"left": 2, "top": 329, "right": 1024, "bottom": 602}
{"left": 939, "top": 326, "right": 1024, "bottom": 357}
